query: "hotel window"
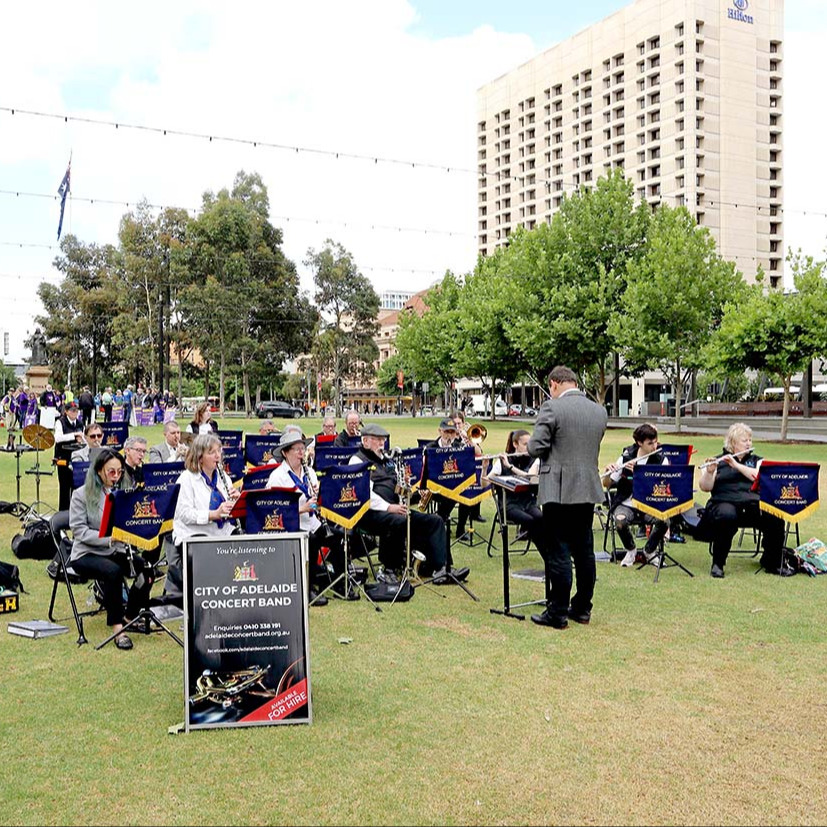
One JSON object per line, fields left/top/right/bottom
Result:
{"left": 676, "top": 22, "right": 684, "bottom": 36}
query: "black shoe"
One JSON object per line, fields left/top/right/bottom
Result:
{"left": 114, "top": 634, "right": 133, "bottom": 650}
{"left": 473, "top": 515, "right": 487, "bottom": 523}
{"left": 450, "top": 566, "right": 470, "bottom": 582}
{"left": 530, "top": 611, "right": 568, "bottom": 630}
{"left": 567, "top": 609, "right": 591, "bottom": 625}
{"left": 710, "top": 563, "right": 725, "bottom": 578}
{"left": 431, "top": 567, "right": 452, "bottom": 585}
{"left": 455, "top": 531, "right": 472, "bottom": 543}
{"left": 765, "top": 563, "right": 796, "bottom": 577}
{"left": 309, "top": 590, "right": 329, "bottom": 606}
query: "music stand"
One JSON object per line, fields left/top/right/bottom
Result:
{"left": 22, "top": 424, "right": 56, "bottom": 515}
{"left": 488, "top": 474, "right": 547, "bottom": 620}
{"left": 1, "top": 434, "right": 35, "bottom": 517}
{"left": 636, "top": 538, "right": 694, "bottom": 583}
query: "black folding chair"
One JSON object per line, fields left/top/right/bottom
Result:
{"left": 47, "top": 511, "right": 101, "bottom": 646}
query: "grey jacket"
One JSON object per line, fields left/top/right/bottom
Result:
{"left": 527, "top": 390, "right": 607, "bottom": 505}
{"left": 68, "top": 486, "right": 128, "bottom": 562}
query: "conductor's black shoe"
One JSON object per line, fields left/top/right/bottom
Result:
{"left": 567, "top": 609, "right": 591, "bottom": 625}
{"left": 308, "top": 590, "right": 329, "bottom": 606}
{"left": 710, "top": 563, "right": 725, "bottom": 578}
{"left": 530, "top": 611, "right": 568, "bottom": 630}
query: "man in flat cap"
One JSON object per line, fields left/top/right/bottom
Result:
{"left": 350, "top": 423, "right": 463, "bottom": 584}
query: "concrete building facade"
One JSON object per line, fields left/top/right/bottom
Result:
{"left": 476, "top": 0, "right": 784, "bottom": 287}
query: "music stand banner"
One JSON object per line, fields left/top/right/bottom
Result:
{"left": 245, "top": 489, "right": 301, "bottom": 535}
{"left": 222, "top": 447, "right": 246, "bottom": 483}
{"left": 244, "top": 434, "right": 282, "bottom": 467}
{"left": 217, "top": 430, "right": 244, "bottom": 451}
{"left": 314, "top": 444, "right": 359, "bottom": 471}
{"left": 99, "top": 421, "right": 129, "bottom": 451}
{"left": 631, "top": 465, "right": 695, "bottom": 520}
{"left": 453, "top": 459, "right": 493, "bottom": 507}
{"left": 314, "top": 433, "right": 335, "bottom": 446}
{"left": 423, "top": 446, "right": 476, "bottom": 501}
{"left": 72, "top": 459, "right": 90, "bottom": 489}
{"left": 100, "top": 484, "right": 180, "bottom": 551}
{"left": 757, "top": 461, "right": 820, "bottom": 523}
{"left": 243, "top": 464, "right": 277, "bottom": 491}
{"left": 142, "top": 462, "right": 184, "bottom": 492}
{"left": 184, "top": 533, "right": 311, "bottom": 731}
{"left": 318, "top": 462, "right": 370, "bottom": 530}
{"left": 399, "top": 447, "right": 424, "bottom": 491}
{"left": 659, "top": 444, "right": 695, "bottom": 465}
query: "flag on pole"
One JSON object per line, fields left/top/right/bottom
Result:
{"left": 56, "top": 159, "right": 71, "bottom": 240}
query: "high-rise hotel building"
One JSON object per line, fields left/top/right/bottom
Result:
{"left": 476, "top": 0, "right": 783, "bottom": 286}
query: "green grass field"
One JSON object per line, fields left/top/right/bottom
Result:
{"left": 1, "top": 417, "right": 826, "bottom": 826}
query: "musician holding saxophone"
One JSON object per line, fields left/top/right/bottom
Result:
{"left": 266, "top": 431, "right": 344, "bottom": 606}
{"left": 696, "top": 423, "right": 792, "bottom": 578}
{"left": 147, "top": 421, "right": 188, "bottom": 464}
{"left": 602, "top": 423, "right": 671, "bottom": 568}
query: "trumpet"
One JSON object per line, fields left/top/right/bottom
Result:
{"left": 467, "top": 423, "right": 487, "bottom": 446}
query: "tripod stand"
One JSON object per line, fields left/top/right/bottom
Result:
{"left": 1, "top": 436, "right": 34, "bottom": 517}
{"left": 417, "top": 505, "right": 479, "bottom": 601}
{"left": 637, "top": 537, "right": 694, "bottom": 583}
{"left": 313, "top": 527, "right": 382, "bottom": 612}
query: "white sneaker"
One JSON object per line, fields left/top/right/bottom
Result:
{"left": 620, "top": 550, "right": 637, "bottom": 567}
{"left": 644, "top": 549, "right": 660, "bottom": 564}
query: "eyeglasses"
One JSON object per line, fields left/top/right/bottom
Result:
{"left": 105, "top": 468, "right": 123, "bottom": 477}
{"left": 88, "top": 433, "right": 103, "bottom": 440}
{"left": 129, "top": 447, "right": 147, "bottom": 454}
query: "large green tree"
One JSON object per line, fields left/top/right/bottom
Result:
{"left": 611, "top": 205, "right": 745, "bottom": 431}
{"left": 305, "top": 240, "right": 379, "bottom": 416}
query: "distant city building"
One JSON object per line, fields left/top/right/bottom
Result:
{"left": 379, "top": 290, "right": 416, "bottom": 310}
{"left": 477, "top": 0, "right": 784, "bottom": 287}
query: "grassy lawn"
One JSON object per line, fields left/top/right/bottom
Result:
{"left": 1, "top": 416, "right": 826, "bottom": 826}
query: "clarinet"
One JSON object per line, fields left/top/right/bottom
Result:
{"left": 216, "top": 463, "right": 239, "bottom": 527}
{"left": 301, "top": 458, "right": 334, "bottom": 539}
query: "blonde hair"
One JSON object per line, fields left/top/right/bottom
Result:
{"left": 724, "top": 422, "right": 752, "bottom": 453}
{"left": 186, "top": 433, "right": 222, "bottom": 473}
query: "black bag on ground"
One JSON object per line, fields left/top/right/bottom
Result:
{"left": 0, "top": 559, "right": 25, "bottom": 593}
{"left": 11, "top": 518, "right": 54, "bottom": 560}
{"left": 363, "top": 580, "right": 415, "bottom": 602}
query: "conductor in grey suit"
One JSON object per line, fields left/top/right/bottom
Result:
{"left": 527, "top": 366, "right": 607, "bottom": 629}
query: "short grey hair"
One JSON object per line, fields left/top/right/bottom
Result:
{"left": 123, "top": 435, "right": 148, "bottom": 451}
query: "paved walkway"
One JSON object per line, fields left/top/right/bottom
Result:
{"left": 608, "top": 415, "right": 827, "bottom": 443}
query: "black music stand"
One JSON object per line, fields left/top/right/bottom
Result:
{"left": 636, "top": 537, "right": 694, "bottom": 583}
{"left": 488, "top": 474, "right": 547, "bottom": 620}
{"left": 1, "top": 436, "right": 35, "bottom": 517}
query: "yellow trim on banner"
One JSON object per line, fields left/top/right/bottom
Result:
{"left": 110, "top": 517, "right": 173, "bottom": 551}
{"left": 426, "top": 475, "right": 475, "bottom": 501}
{"left": 759, "top": 500, "right": 820, "bottom": 524}
{"left": 632, "top": 499, "right": 694, "bottom": 521}
{"left": 454, "top": 487, "right": 493, "bottom": 507}
{"left": 319, "top": 501, "right": 371, "bottom": 531}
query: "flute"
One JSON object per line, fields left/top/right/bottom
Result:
{"left": 602, "top": 447, "right": 664, "bottom": 477}
{"left": 698, "top": 449, "right": 751, "bottom": 471}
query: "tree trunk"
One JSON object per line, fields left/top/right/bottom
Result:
{"left": 781, "top": 376, "right": 791, "bottom": 441}
{"left": 219, "top": 353, "right": 226, "bottom": 417}
{"left": 674, "top": 357, "right": 682, "bottom": 433}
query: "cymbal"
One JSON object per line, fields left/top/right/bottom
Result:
{"left": 23, "top": 423, "right": 56, "bottom": 451}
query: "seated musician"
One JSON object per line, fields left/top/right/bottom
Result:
{"left": 259, "top": 420, "right": 277, "bottom": 436}
{"left": 697, "top": 422, "right": 792, "bottom": 578}
{"left": 266, "top": 431, "right": 346, "bottom": 606}
{"left": 72, "top": 423, "right": 105, "bottom": 464}
{"left": 348, "top": 423, "right": 467, "bottom": 584}
{"left": 53, "top": 401, "right": 86, "bottom": 511}
{"left": 602, "top": 423, "right": 670, "bottom": 567}
{"left": 119, "top": 435, "right": 148, "bottom": 491}
{"left": 321, "top": 417, "right": 337, "bottom": 438}
{"left": 426, "top": 417, "right": 479, "bottom": 542}
{"left": 148, "top": 420, "right": 187, "bottom": 464}
{"left": 69, "top": 449, "right": 154, "bottom": 651}
{"left": 334, "top": 410, "right": 361, "bottom": 447}
{"left": 487, "top": 429, "right": 547, "bottom": 557}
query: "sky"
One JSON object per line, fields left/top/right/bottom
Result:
{"left": 1, "top": 0, "right": 825, "bottom": 364}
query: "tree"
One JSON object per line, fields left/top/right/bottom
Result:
{"left": 305, "top": 240, "right": 379, "bottom": 416}
{"left": 611, "top": 205, "right": 745, "bottom": 431}
{"left": 705, "top": 255, "right": 827, "bottom": 440}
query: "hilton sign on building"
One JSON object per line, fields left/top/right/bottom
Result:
{"left": 476, "top": 0, "right": 783, "bottom": 287}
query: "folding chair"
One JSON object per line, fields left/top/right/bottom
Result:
{"left": 485, "top": 489, "right": 532, "bottom": 558}
{"left": 47, "top": 510, "right": 101, "bottom": 646}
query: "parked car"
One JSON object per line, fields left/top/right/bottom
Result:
{"left": 255, "top": 400, "right": 304, "bottom": 419}
{"left": 508, "top": 404, "right": 537, "bottom": 417}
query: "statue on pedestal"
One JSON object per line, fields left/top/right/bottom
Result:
{"left": 29, "top": 328, "right": 48, "bottom": 366}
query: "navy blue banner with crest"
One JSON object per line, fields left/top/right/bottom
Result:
{"left": 244, "top": 435, "right": 282, "bottom": 467}
{"left": 100, "top": 485, "right": 180, "bottom": 551}
{"left": 318, "top": 463, "right": 370, "bottom": 530}
{"left": 399, "top": 447, "right": 424, "bottom": 491}
{"left": 217, "top": 430, "right": 244, "bottom": 451}
{"left": 72, "top": 459, "right": 90, "bottom": 489}
{"left": 245, "top": 489, "right": 301, "bottom": 535}
{"left": 453, "top": 459, "right": 493, "bottom": 506}
{"left": 99, "top": 421, "right": 129, "bottom": 451}
{"left": 314, "top": 444, "right": 359, "bottom": 472}
{"left": 423, "top": 446, "right": 476, "bottom": 501}
{"left": 142, "top": 462, "right": 185, "bottom": 492}
{"left": 243, "top": 464, "right": 278, "bottom": 491}
{"left": 659, "top": 444, "right": 695, "bottom": 466}
{"left": 631, "top": 465, "right": 694, "bottom": 520}
{"left": 222, "top": 447, "right": 246, "bottom": 482}
{"left": 757, "top": 461, "right": 820, "bottom": 523}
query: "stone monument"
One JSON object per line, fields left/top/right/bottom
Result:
{"left": 25, "top": 328, "right": 52, "bottom": 397}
